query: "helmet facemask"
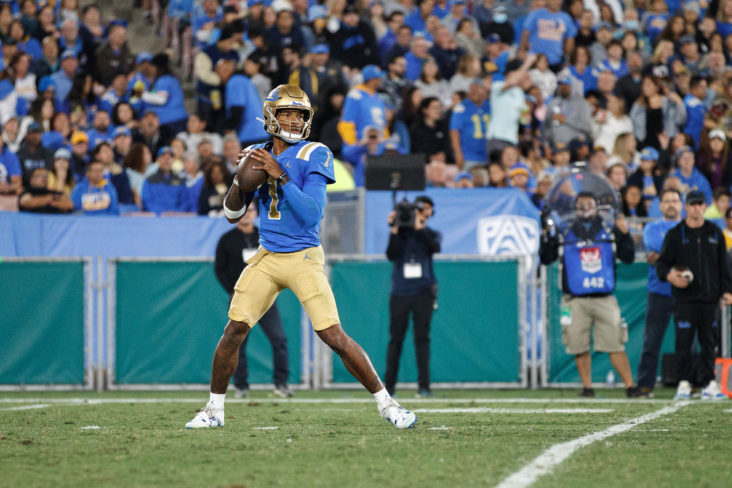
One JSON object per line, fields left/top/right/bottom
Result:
{"left": 263, "top": 85, "right": 314, "bottom": 143}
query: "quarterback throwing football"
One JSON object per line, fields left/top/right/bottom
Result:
{"left": 186, "top": 85, "right": 417, "bottom": 430}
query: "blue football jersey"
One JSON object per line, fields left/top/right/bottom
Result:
{"left": 248, "top": 140, "right": 336, "bottom": 252}
{"left": 449, "top": 98, "right": 491, "bottom": 163}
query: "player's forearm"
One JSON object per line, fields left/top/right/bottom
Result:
{"left": 223, "top": 183, "right": 251, "bottom": 222}
{"left": 281, "top": 176, "right": 326, "bottom": 227}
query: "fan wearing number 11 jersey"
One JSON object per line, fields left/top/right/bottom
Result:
{"left": 186, "top": 84, "right": 417, "bottom": 430}
{"left": 449, "top": 79, "right": 490, "bottom": 170}
{"left": 538, "top": 192, "right": 643, "bottom": 399}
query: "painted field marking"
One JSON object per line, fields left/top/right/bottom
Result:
{"left": 253, "top": 426, "right": 279, "bottom": 430}
{"left": 416, "top": 408, "right": 613, "bottom": 414}
{"left": 81, "top": 425, "right": 101, "bottom": 430}
{"left": 495, "top": 401, "right": 691, "bottom": 488}
{"left": 0, "top": 397, "right": 672, "bottom": 405}
{"left": 428, "top": 426, "right": 450, "bottom": 431}
{"left": 0, "top": 404, "right": 51, "bottom": 411}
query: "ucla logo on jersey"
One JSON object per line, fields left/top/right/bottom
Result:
{"left": 477, "top": 216, "right": 539, "bottom": 272}
{"left": 579, "top": 246, "right": 602, "bottom": 273}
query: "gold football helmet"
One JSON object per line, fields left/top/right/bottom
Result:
{"left": 262, "top": 84, "right": 314, "bottom": 143}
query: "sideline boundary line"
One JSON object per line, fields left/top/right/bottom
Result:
{"left": 495, "top": 401, "right": 691, "bottom": 488}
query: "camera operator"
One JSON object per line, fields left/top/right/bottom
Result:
{"left": 385, "top": 195, "right": 441, "bottom": 397}
{"left": 655, "top": 190, "right": 732, "bottom": 401}
{"left": 539, "top": 192, "right": 642, "bottom": 397}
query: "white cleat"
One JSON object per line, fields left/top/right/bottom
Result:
{"left": 379, "top": 399, "right": 417, "bottom": 429}
{"left": 674, "top": 380, "right": 692, "bottom": 401}
{"left": 701, "top": 380, "right": 727, "bottom": 401}
{"left": 186, "top": 402, "right": 224, "bottom": 429}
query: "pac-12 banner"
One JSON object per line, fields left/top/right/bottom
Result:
{"left": 365, "top": 188, "right": 541, "bottom": 258}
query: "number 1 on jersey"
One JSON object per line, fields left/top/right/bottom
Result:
{"left": 470, "top": 113, "right": 490, "bottom": 139}
{"left": 267, "top": 176, "right": 281, "bottom": 220}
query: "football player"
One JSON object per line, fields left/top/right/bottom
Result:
{"left": 186, "top": 85, "right": 417, "bottom": 430}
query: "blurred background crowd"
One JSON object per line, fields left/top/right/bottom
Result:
{"left": 0, "top": 0, "right": 732, "bottom": 250}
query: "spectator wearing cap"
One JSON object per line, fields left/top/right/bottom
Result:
{"left": 508, "top": 162, "right": 531, "bottom": 193}
{"left": 655, "top": 189, "right": 732, "bottom": 401}
{"left": 589, "top": 22, "right": 614, "bottom": 66}
{"left": 629, "top": 75, "right": 686, "bottom": 150}
{"left": 94, "top": 20, "right": 135, "bottom": 86}
{"left": 678, "top": 34, "right": 701, "bottom": 74}
{"left": 591, "top": 94, "right": 633, "bottom": 154}
{"left": 192, "top": 0, "right": 223, "bottom": 49}
{"left": 521, "top": 0, "right": 577, "bottom": 71}
{"left": 99, "top": 72, "right": 129, "bottom": 114}
{"left": 697, "top": 128, "right": 732, "bottom": 190}
{"left": 47, "top": 147, "right": 75, "bottom": 197}
{"left": 487, "top": 54, "right": 534, "bottom": 153}
{"left": 141, "top": 146, "right": 188, "bottom": 214}
{"left": 339, "top": 64, "right": 387, "bottom": 147}
{"left": 17, "top": 122, "right": 52, "bottom": 184}
{"left": 683, "top": 76, "right": 709, "bottom": 149}
{"left": 94, "top": 141, "right": 133, "bottom": 205}
{"left": 330, "top": 4, "right": 379, "bottom": 69}
{"left": 410, "top": 96, "right": 452, "bottom": 163}
{"left": 543, "top": 74, "right": 592, "bottom": 148}
{"left": 69, "top": 130, "right": 89, "bottom": 178}
{"left": 194, "top": 21, "right": 241, "bottom": 129}
{"left": 86, "top": 109, "right": 114, "bottom": 150}
{"left": 404, "top": 34, "right": 431, "bottom": 81}
{"left": 223, "top": 59, "right": 269, "bottom": 147}
{"left": 672, "top": 145, "right": 713, "bottom": 204}
{"left": 480, "top": 4, "right": 515, "bottom": 45}
{"left": 112, "top": 126, "right": 133, "bottom": 165}
{"left": 428, "top": 25, "right": 463, "bottom": 80}
{"left": 628, "top": 147, "right": 663, "bottom": 200}
{"left": 50, "top": 49, "right": 78, "bottom": 107}
{"left": 442, "top": 0, "right": 479, "bottom": 36}
{"left": 142, "top": 53, "right": 188, "bottom": 146}
{"left": 126, "top": 51, "right": 155, "bottom": 113}
{"left": 449, "top": 78, "right": 489, "bottom": 169}
{"left": 531, "top": 171, "right": 554, "bottom": 210}
{"left": 454, "top": 171, "right": 474, "bottom": 188}
{"left": 70, "top": 160, "right": 119, "bottom": 215}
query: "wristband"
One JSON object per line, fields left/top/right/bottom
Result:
{"left": 276, "top": 173, "right": 289, "bottom": 185}
{"left": 223, "top": 201, "right": 246, "bottom": 220}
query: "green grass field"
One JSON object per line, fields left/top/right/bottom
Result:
{"left": 1, "top": 389, "right": 731, "bottom": 488}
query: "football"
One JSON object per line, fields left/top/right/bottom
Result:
{"left": 236, "top": 151, "right": 267, "bottom": 192}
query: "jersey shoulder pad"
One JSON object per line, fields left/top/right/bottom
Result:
{"left": 296, "top": 141, "right": 331, "bottom": 162}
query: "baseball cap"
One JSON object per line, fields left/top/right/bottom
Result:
{"left": 509, "top": 162, "right": 531, "bottom": 178}
{"left": 311, "top": 43, "right": 330, "bottom": 54}
{"left": 71, "top": 131, "right": 89, "bottom": 144}
{"left": 640, "top": 147, "right": 659, "bottom": 161}
{"left": 38, "top": 76, "right": 55, "bottom": 92}
{"left": 157, "top": 146, "right": 173, "bottom": 157}
{"left": 709, "top": 128, "right": 726, "bottom": 141}
{"left": 137, "top": 51, "right": 152, "bottom": 64}
{"left": 362, "top": 64, "right": 385, "bottom": 81}
{"left": 248, "top": 0, "right": 263, "bottom": 6}
{"left": 553, "top": 141, "right": 569, "bottom": 153}
{"left": 486, "top": 33, "right": 501, "bottom": 44}
{"left": 596, "top": 21, "right": 613, "bottom": 31}
{"left": 679, "top": 34, "right": 696, "bottom": 45}
{"left": 27, "top": 122, "right": 42, "bottom": 133}
{"left": 308, "top": 4, "right": 327, "bottom": 22}
{"left": 54, "top": 147, "right": 71, "bottom": 160}
{"left": 537, "top": 171, "right": 554, "bottom": 183}
{"left": 114, "top": 126, "right": 131, "bottom": 138}
{"left": 108, "top": 19, "right": 128, "bottom": 29}
{"left": 557, "top": 75, "right": 572, "bottom": 86}
{"left": 675, "top": 145, "right": 694, "bottom": 159}
{"left": 343, "top": 4, "right": 358, "bottom": 14}
{"left": 454, "top": 171, "right": 472, "bottom": 182}
{"left": 686, "top": 190, "right": 706, "bottom": 205}
{"left": 61, "top": 49, "right": 77, "bottom": 60}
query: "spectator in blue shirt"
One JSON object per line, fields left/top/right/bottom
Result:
{"left": 449, "top": 78, "right": 490, "bottom": 169}
{"left": 405, "top": 0, "right": 434, "bottom": 37}
{"left": 683, "top": 76, "right": 708, "bottom": 149}
{"left": 141, "top": 146, "right": 189, "bottom": 215}
{"left": 222, "top": 59, "right": 269, "bottom": 146}
{"left": 521, "top": 0, "right": 577, "bottom": 70}
{"left": 635, "top": 188, "right": 683, "bottom": 396}
{"left": 596, "top": 39, "right": 629, "bottom": 79}
{"left": 672, "top": 146, "right": 713, "bottom": 203}
{"left": 71, "top": 160, "right": 120, "bottom": 216}
{"left": 50, "top": 49, "right": 78, "bottom": 108}
{"left": 142, "top": 53, "right": 189, "bottom": 146}
{"left": 339, "top": 65, "right": 387, "bottom": 147}
{"left": 404, "top": 34, "right": 431, "bottom": 81}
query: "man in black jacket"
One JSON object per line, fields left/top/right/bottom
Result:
{"left": 656, "top": 190, "right": 732, "bottom": 400}
{"left": 385, "top": 196, "right": 441, "bottom": 397}
{"left": 539, "top": 192, "right": 642, "bottom": 397}
{"left": 214, "top": 203, "right": 292, "bottom": 398}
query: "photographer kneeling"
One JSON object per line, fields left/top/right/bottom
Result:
{"left": 385, "top": 196, "right": 441, "bottom": 398}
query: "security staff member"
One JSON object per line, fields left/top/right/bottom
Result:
{"left": 655, "top": 190, "right": 732, "bottom": 400}
{"left": 214, "top": 203, "right": 291, "bottom": 398}
{"left": 539, "top": 192, "right": 642, "bottom": 397}
{"left": 385, "top": 196, "right": 441, "bottom": 397}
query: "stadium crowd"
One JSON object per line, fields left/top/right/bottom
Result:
{"left": 0, "top": 0, "right": 732, "bottom": 240}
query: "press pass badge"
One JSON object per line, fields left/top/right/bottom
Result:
{"left": 404, "top": 262, "right": 423, "bottom": 279}
{"left": 243, "top": 248, "right": 258, "bottom": 262}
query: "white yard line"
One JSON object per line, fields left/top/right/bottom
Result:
{"left": 252, "top": 426, "right": 279, "bottom": 430}
{"left": 0, "top": 403, "right": 51, "bottom": 411}
{"left": 495, "top": 401, "right": 691, "bottom": 488}
{"left": 0, "top": 397, "right": 671, "bottom": 405}
{"left": 416, "top": 408, "right": 613, "bottom": 414}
